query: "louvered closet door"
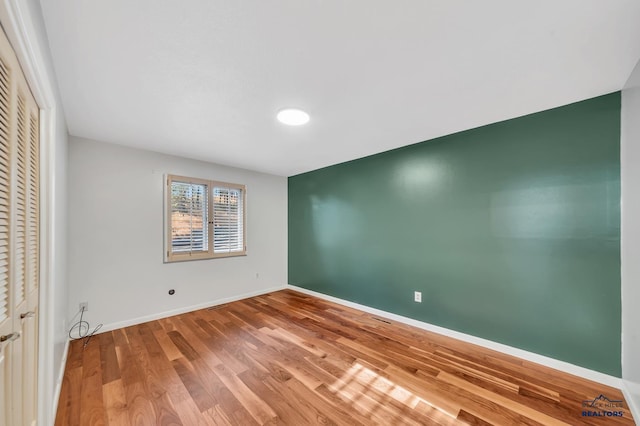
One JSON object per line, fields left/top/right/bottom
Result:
{"left": 0, "top": 37, "right": 13, "bottom": 426}
{"left": 22, "top": 98, "right": 38, "bottom": 426}
{"left": 0, "top": 23, "right": 40, "bottom": 426}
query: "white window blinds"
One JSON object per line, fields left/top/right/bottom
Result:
{"left": 170, "top": 180, "right": 208, "bottom": 254}
{"left": 213, "top": 186, "right": 244, "bottom": 254}
{"left": 166, "top": 175, "right": 246, "bottom": 262}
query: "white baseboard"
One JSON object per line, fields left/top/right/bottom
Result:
{"left": 622, "top": 381, "right": 640, "bottom": 422}
{"left": 287, "top": 284, "right": 623, "bottom": 390}
{"left": 98, "top": 285, "right": 287, "bottom": 333}
{"left": 52, "top": 338, "right": 70, "bottom": 421}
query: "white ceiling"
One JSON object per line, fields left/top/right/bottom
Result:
{"left": 40, "top": 0, "right": 640, "bottom": 176}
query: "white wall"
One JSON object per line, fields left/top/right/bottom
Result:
{"left": 622, "top": 58, "right": 640, "bottom": 417}
{"left": 68, "top": 137, "right": 287, "bottom": 330}
{"left": 50, "top": 95, "right": 68, "bottom": 410}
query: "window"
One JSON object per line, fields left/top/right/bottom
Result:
{"left": 165, "top": 175, "right": 246, "bottom": 262}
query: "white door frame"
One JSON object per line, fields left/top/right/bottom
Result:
{"left": 0, "top": 1, "right": 61, "bottom": 425}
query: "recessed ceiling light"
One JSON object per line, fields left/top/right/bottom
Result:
{"left": 277, "top": 108, "right": 310, "bottom": 126}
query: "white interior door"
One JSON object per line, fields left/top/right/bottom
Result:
{"left": 0, "top": 26, "right": 17, "bottom": 426}
{"left": 21, "top": 85, "right": 39, "bottom": 426}
{"left": 0, "top": 20, "right": 40, "bottom": 426}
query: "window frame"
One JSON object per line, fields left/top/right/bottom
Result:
{"left": 165, "top": 174, "right": 247, "bottom": 263}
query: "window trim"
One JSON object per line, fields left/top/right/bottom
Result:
{"left": 165, "top": 174, "right": 247, "bottom": 263}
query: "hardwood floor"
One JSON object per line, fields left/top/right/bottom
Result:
{"left": 55, "top": 290, "right": 635, "bottom": 425}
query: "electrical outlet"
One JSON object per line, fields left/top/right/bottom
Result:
{"left": 414, "top": 291, "right": 422, "bottom": 303}
{"left": 79, "top": 302, "right": 88, "bottom": 312}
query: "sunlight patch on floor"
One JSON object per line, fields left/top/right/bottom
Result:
{"left": 329, "top": 362, "right": 457, "bottom": 419}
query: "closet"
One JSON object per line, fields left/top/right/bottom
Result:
{"left": 0, "top": 23, "right": 40, "bottom": 426}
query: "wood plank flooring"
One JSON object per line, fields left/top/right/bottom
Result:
{"left": 55, "top": 290, "right": 636, "bottom": 425}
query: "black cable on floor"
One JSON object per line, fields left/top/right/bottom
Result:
{"left": 68, "top": 306, "right": 103, "bottom": 349}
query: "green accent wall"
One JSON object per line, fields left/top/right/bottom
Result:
{"left": 288, "top": 92, "right": 621, "bottom": 376}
